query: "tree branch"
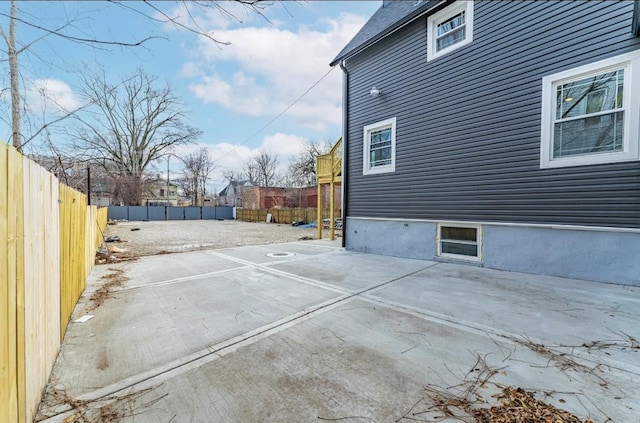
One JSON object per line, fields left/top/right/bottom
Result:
{"left": 0, "top": 11, "right": 163, "bottom": 46}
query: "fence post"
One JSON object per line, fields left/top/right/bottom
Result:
{"left": 317, "top": 185, "right": 322, "bottom": 239}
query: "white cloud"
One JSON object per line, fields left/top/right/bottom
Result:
{"left": 27, "top": 79, "right": 80, "bottom": 115}
{"left": 190, "top": 71, "right": 267, "bottom": 117}
{"left": 186, "top": 13, "right": 368, "bottom": 134}
{"left": 260, "top": 132, "right": 307, "bottom": 162}
{"left": 180, "top": 61, "right": 205, "bottom": 78}
{"left": 208, "top": 141, "right": 254, "bottom": 174}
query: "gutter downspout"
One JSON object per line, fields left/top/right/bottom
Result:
{"left": 633, "top": 0, "right": 640, "bottom": 36}
{"left": 339, "top": 60, "right": 349, "bottom": 248}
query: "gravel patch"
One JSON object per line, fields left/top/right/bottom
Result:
{"left": 102, "top": 220, "right": 340, "bottom": 258}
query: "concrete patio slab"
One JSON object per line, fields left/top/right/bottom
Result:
{"left": 110, "top": 250, "right": 246, "bottom": 289}
{"left": 212, "top": 241, "right": 342, "bottom": 265}
{"left": 37, "top": 241, "right": 640, "bottom": 422}
{"left": 51, "top": 264, "right": 340, "bottom": 399}
{"left": 268, "top": 250, "right": 434, "bottom": 292}
{"left": 369, "top": 263, "right": 640, "bottom": 375}
{"left": 87, "top": 298, "right": 636, "bottom": 422}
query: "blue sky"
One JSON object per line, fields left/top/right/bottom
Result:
{"left": 0, "top": 1, "right": 380, "bottom": 190}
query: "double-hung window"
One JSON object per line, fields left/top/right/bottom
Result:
{"left": 363, "top": 117, "right": 396, "bottom": 175}
{"left": 540, "top": 51, "right": 640, "bottom": 168}
{"left": 427, "top": 1, "right": 474, "bottom": 61}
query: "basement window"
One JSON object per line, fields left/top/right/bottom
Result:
{"left": 437, "top": 223, "right": 481, "bottom": 261}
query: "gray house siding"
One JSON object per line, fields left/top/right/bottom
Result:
{"left": 344, "top": 1, "right": 640, "bottom": 228}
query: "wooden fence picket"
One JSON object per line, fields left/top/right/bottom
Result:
{"left": 0, "top": 144, "right": 107, "bottom": 422}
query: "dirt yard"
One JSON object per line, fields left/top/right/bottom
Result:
{"left": 102, "top": 219, "right": 340, "bottom": 259}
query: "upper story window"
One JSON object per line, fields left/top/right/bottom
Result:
{"left": 540, "top": 51, "right": 640, "bottom": 168}
{"left": 427, "top": 1, "right": 474, "bottom": 61}
{"left": 363, "top": 117, "right": 396, "bottom": 175}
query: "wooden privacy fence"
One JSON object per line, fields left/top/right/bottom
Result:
{"left": 1, "top": 143, "right": 108, "bottom": 423}
{"left": 236, "top": 208, "right": 340, "bottom": 225}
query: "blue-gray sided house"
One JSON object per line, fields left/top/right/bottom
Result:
{"left": 331, "top": 0, "right": 640, "bottom": 285}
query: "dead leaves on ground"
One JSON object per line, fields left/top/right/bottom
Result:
{"left": 480, "top": 387, "right": 587, "bottom": 423}
{"left": 424, "top": 386, "right": 589, "bottom": 423}
{"left": 86, "top": 268, "right": 129, "bottom": 312}
{"left": 36, "top": 384, "right": 166, "bottom": 423}
{"left": 397, "top": 354, "right": 596, "bottom": 423}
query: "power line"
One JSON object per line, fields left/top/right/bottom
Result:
{"left": 216, "top": 65, "right": 337, "bottom": 162}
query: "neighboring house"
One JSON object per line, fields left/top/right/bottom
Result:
{"left": 90, "top": 194, "right": 112, "bottom": 207}
{"left": 331, "top": 0, "right": 640, "bottom": 285}
{"left": 90, "top": 182, "right": 112, "bottom": 206}
{"left": 203, "top": 195, "right": 218, "bottom": 206}
{"left": 219, "top": 180, "right": 250, "bottom": 207}
{"left": 143, "top": 177, "right": 179, "bottom": 206}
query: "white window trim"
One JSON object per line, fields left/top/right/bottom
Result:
{"left": 363, "top": 117, "right": 396, "bottom": 175}
{"left": 436, "top": 222, "right": 482, "bottom": 262}
{"left": 427, "top": 0, "right": 474, "bottom": 62}
{"left": 540, "top": 50, "right": 640, "bottom": 169}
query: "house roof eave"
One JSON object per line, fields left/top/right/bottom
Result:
{"left": 329, "top": 0, "right": 444, "bottom": 67}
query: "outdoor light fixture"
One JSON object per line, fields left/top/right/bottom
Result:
{"left": 370, "top": 86, "right": 381, "bottom": 97}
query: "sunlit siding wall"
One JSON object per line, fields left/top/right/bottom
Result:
{"left": 345, "top": 1, "right": 640, "bottom": 228}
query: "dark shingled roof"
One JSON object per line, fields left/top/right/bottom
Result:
{"left": 330, "top": 0, "right": 442, "bottom": 66}
{"left": 218, "top": 180, "right": 249, "bottom": 197}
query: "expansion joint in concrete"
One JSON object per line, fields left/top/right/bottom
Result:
{"left": 40, "top": 256, "right": 434, "bottom": 423}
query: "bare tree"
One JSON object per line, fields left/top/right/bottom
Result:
{"left": 70, "top": 69, "right": 201, "bottom": 205}
{"left": 287, "top": 140, "right": 332, "bottom": 187}
{"left": 244, "top": 151, "right": 280, "bottom": 187}
{"left": 179, "top": 146, "right": 216, "bottom": 206}
{"left": 0, "top": 0, "right": 274, "bottom": 151}
{"left": 0, "top": 1, "right": 157, "bottom": 151}
{"left": 27, "top": 134, "right": 88, "bottom": 191}
{"left": 222, "top": 170, "right": 245, "bottom": 184}
{"left": 28, "top": 137, "right": 120, "bottom": 205}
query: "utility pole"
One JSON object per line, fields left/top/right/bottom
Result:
{"left": 7, "top": 1, "right": 21, "bottom": 150}
{"left": 87, "top": 166, "right": 91, "bottom": 205}
{"left": 164, "top": 152, "right": 181, "bottom": 218}
{"left": 166, "top": 155, "right": 170, "bottom": 207}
